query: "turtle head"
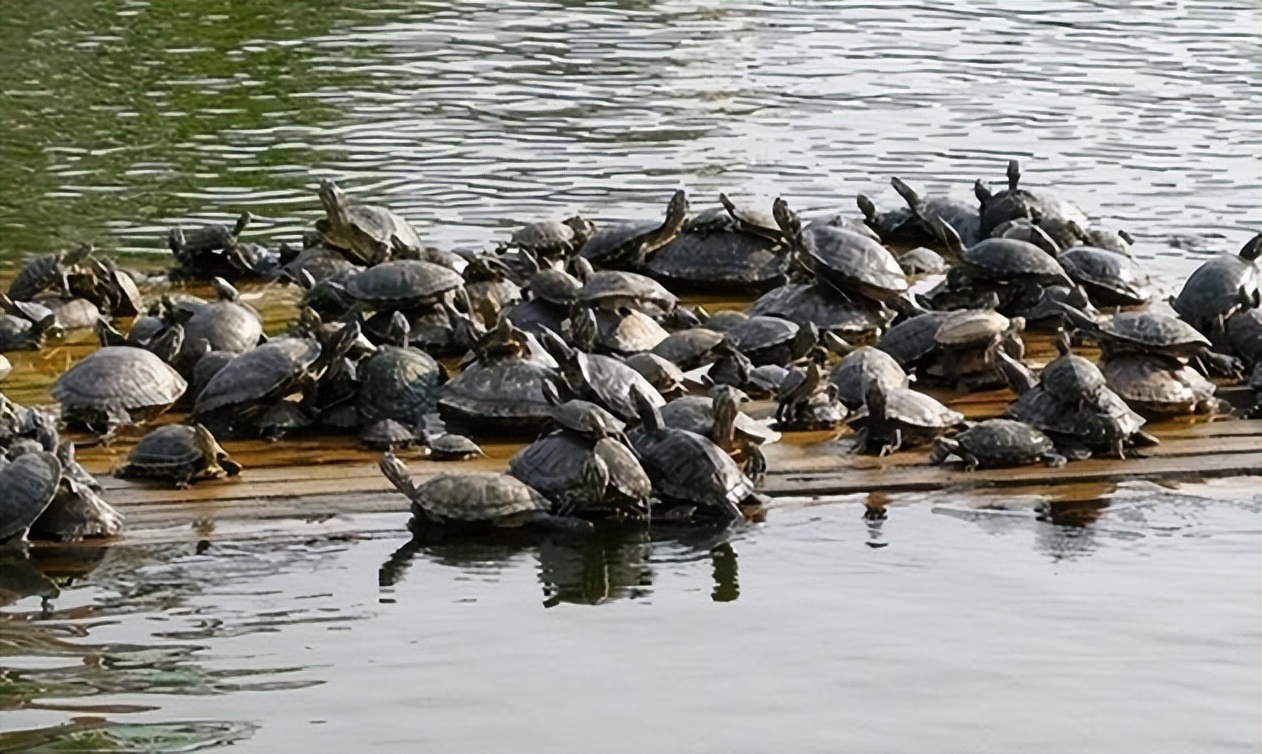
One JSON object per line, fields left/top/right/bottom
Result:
{"left": 563, "top": 215, "right": 596, "bottom": 247}
{"left": 232, "top": 212, "right": 252, "bottom": 238}
{"left": 927, "top": 437, "right": 959, "bottom": 466}
{"left": 65, "top": 243, "right": 94, "bottom": 268}
{"left": 1006, "top": 159, "right": 1021, "bottom": 191}
{"left": 191, "top": 423, "right": 224, "bottom": 462}
{"left": 772, "top": 197, "right": 801, "bottom": 243}
{"left": 581, "top": 454, "right": 611, "bottom": 507}
{"left": 94, "top": 319, "right": 126, "bottom": 347}
{"left": 537, "top": 326, "right": 573, "bottom": 364}
{"left": 147, "top": 322, "right": 185, "bottom": 363}
{"left": 317, "top": 179, "right": 350, "bottom": 223}
{"left": 570, "top": 307, "right": 598, "bottom": 352}
{"left": 973, "top": 180, "right": 992, "bottom": 208}
{"left": 663, "top": 189, "right": 689, "bottom": 233}
{"left": 856, "top": 194, "right": 878, "bottom": 224}
{"left": 386, "top": 311, "right": 411, "bottom": 347}
{"left": 1239, "top": 232, "right": 1262, "bottom": 262}
{"left": 378, "top": 451, "right": 419, "bottom": 499}
{"left": 926, "top": 215, "right": 965, "bottom": 258}
{"left": 632, "top": 386, "right": 664, "bottom": 433}
{"left": 890, "top": 177, "right": 926, "bottom": 217}
{"left": 861, "top": 374, "right": 889, "bottom": 420}
{"left": 168, "top": 226, "right": 188, "bottom": 255}
{"left": 568, "top": 255, "right": 593, "bottom": 283}
{"left": 711, "top": 384, "right": 747, "bottom": 448}
{"left": 1054, "top": 329, "right": 1072, "bottom": 356}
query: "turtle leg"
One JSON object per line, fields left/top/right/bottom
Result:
{"left": 1041, "top": 452, "right": 1067, "bottom": 468}
{"left": 961, "top": 453, "right": 980, "bottom": 472}
{"left": 743, "top": 447, "right": 767, "bottom": 486}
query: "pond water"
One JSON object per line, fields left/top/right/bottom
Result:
{"left": 2, "top": 0, "right": 1260, "bottom": 751}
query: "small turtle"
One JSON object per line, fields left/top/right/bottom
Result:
{"left": 875, "top": 311, "right": 954, "bottom": 371}
{"left": 426, "top": 432, "right": 485, "bottom": 461}
{"left": 539, "top": 381, "right": 627, "bottom": 441}
{"left": 169, "top": 213, "right": 250, "bottom": 262}
{"left": 929, "top": 215, "right": 1073, "bottom": 289}
{"left": 509, "top": 433, "right": 650, "bottom": 517}
{"left": 864, "top": 177, "right": 983, "bottom": 249}
{"left": 650, "top": 327, "right": 728, "bottom": 370}
{"left": 356, "top": 316, "right": 446, "bottom": 428}
{"left": 580, "top": 190, "right": 689, "bottom": 269}
{"left": 1058, "top": 246, "right": 1152, "bottom": 307}
{"left": 705, "top": 340, "right": 756, "bottom": 391}
{"left": 1101, "top": 354, "right": 1222, "bottom": 418}
{"left": 749, "top": 283, "right": 894, "bottom": 341}
{"left": 724, "top": 315, "right": 817, "bottom": 367}
{"left": 345, "top": 259, "right": 464, "bottom": 311}
{"left": 1038, "top": 331, "right": 1107, "bottom": 407}
{"left": 379, "top": 453, "right": 593, "bottom": 532}
{"left": 117, "top": 424, "right": 241, "bottom": 488}
{"left": 928, "top": 419, "right": 1065, "bottom": 470}
{"left": 0, "top": 310, "right": 60, "bottom": 352}
{"left": 316, "top": 179, "right": 423, "bottom": 265}
{"left": 1060, "top": 305, "right": 1212, "bottom": 360}
{"left": 631, "top": 391, "right": 762, "bottom": 521}
{"left": 577, "top": 270, "right": 677, "bottom": 316}
{"left": 360, "top": 418, "right": 425, "bottom": 451}
{"left": 257, "top": 400, "right": 317, "bottom": 441}
{"left": 655, "top": 393, "right": 781, "bottom": 457}
{"left": 8, "top": 244, "right": 92, "bottom": 302}
{"left": 1171, "top": 233, "right": 1261, "bottom": 335}
{"left": 31, "top": 294, "right": 102, "bottom": 331}
{"left": 51, "top": 347, "right": 188, "bottom": 437}
{"left": 828, "top": 346, "right": 909, "bottom": 410}
{"left": 850, "top": 380, "right": 966, "bottom": 456}
{"left": 506, "top": 215, "right": 596, "bottom": 259}
{"left": 775, "top": 198, "right": 909, "bottom": 305}
{"left": 775, "top": 362, "right": 847, "bottom": 431}
{"left": 0, "top": 452, "right": 61, "bottom": 545}
{"left": 32, "top": 466, "right": 124, "bottom": 542}
{"left": 623, "top": 352, "right": 687, "bottom": 397}
{"left": 991, "top": 217, "right": 1062, "bottom": 256}
{"left": 718, "top": 193, "right": 783, "bottom": 243}
{"left": 897, "top": 246, "right": 948, "bottom": 276}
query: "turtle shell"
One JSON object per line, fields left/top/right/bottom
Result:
{"left": 1224, "top": 308, "right": 1262, "bottom": 366}
{"left": 853, "top": 387, "right": 964, "bottom": 430}
{"left": 51, "top": 347, "right": 187, "bottom": 418}
{"left": 179, "top": 300, "right": 264, "bottom": 356}
{"left": 356, "top": 345, "right": 445, "bottom": 426}
{"left": 1172, "top": 250, "right": 1260, "bottom": 333}
{"left": 622, "top": 352, "right": 686, "bottom": 395}
{"left": 828, "top": 346, "right": 909, "bottom": 410}
{"left": 570, "top": 353, "right": 665, "bottom": 423}
{"left": 578, "top": 271, "right": 677, "bottom": 315}
{"left": 1102, "top": 354, "right": 1216, "bottom": 417}
{"left": 505, "top": 299, "right": 568, "bottom": 337}
{"left": 804, "top": 225, "right": 909, "bottom": 304}
{"left": 656, "top": 395, "right": 780, "bottom": 446}
{"left": 360, "top": 418, "right": 421, "bottom": 450}
{"left": 429, "top": 433, "right": 484, "bottom": 460}
{"left": 0, "top": 451, "right": 61, "bottom": 544}
{"left": 345, "top": 260, "right": 463, "bottom": 310}
{"left": 593, "top": 308, "right": 669, "bottom": 355}
{"left": 634, "top": 425, "right": 752, "bottom": 516}
{"left": 961, "top": 238, "right": 1072, "bottom": 286}
{"left": 193, "top": 339, "right": 320, "bottom": 415}
{"left": 528, "top": 269, "right": 583, "bottom": 306}
{"left": 1058, "top": 246, "right": 1152, "bottom": 307}
{"left": 949, "top": 419, "right": 1058, "bottom": 467}
{"left": 644, "top": 231, "right": 786, "bottom": 291}
{"left": 934, "top": 310, "right": 1013, "bottom": 348}
{"left": 1097, "top": 311, "right": 1210, "bottom": 357}
{"left": 875, "top": 311, "right": 953, "bottom": 369}
{"left": 650, "top": 328, "right": 727, "bottom": 370}
{"left": 548, "top": 399, "right": 626, "bottom": 439}
{"left": 437, "top": 357, "right": 560, "bottom": 434}
{"left": 118, "top": 424, "right": 238, "bottom": 485}
{"left": 724, "top": 315, "right": 811, "bottom": 366}
{"left": 411, "top": 473, "right": 550, "bottom": 524}
{"left": 750, "top": 283, "right": 893, "bottom": 339}
{"left": 509, "top": 433, "right": 617, "bottom": 512}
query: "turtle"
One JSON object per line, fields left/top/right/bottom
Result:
{"left": 172, "top": 278, "right": 265, "bottom": 371}
{"left": 863, "top": 177, "right": 983, "bottom": 249}
{"left": 585, "top": 307, "right": 670, "bottom": 355}
{"left": 775, "top": 198, "right": 909, "bottom": 305}
{"left": 551, "top": 341, "right": 665, "bottom": 424}
{"left": 1171, "top": 232, "right": 1261, "bottom": 335}
{"left": 630, "top": 390, "right": 762, "bottom": 521}
{"left": 702, "top": 310, "right": 749, "bottom": 332}
{"left": 316, "top": 179, "right": 423, "bottom": 265}
{"left": 580, "top": 190, "right": 689, "bottom": 269}
{"left": 724, "top": 315, "right": 817, "bottom": 367}
{"left": 850, "top": 380, "right": 966, "bottom": 456}
{"left": 505, "top": 215, "right": 596, "bottom": 259}
{"left": 1075, "top": 226, "right": 1135, "bottom": 256}
{"left": 622, "top": 352, "right": 687, "bottom": 397}
{"left": 654, "top": 392, "right": 780, "bottom": 457}
{"left": 1101, "top": 354, "right": 1223, "bottom": 418}
{"left": 928, "top": 419, "right": 1065, "bottom": 470}
{"left": 462, "top": 255, "right": 523, "bottom": 327}
{"left": 426, "top": 432, "right": 485, "bottom": 461}
{"left": 650, "top": 327, "right": 728, "bottom": 370}
{"left": 65, "top": 256, "right": 144, "bottom": 317}
{"left": 897, "top": 247, "right": 948, "bottom": 276}
{"left": 523, "top": 256, "right": 585, "bottom": 308}
{"left": 775, "top": 362, "right": 847, "bottom": 431}
{"left": 1060, "top": 305, "right": 1212, "bottom": 360}
{"left": 344, "top": 260, "right": 464, "bottom": 311}
{"left": 1038, "top": 331, "right": 1107, "bottom": 407}
{"left": 539, "top": 381, "right": 627, "bottom": 441}
{"left": 827, "top": 346, "right": 910, "bottom": 410}
{"left": 0, "top": 311, "right": 59, "bottom": 352}
{"left": 1057, "top": 246, "right": 1153, "bottom": 307}
{"left": 705, "top": 340, "right": 757, "bottom": 391}
{"left": 51, "top": 347, "right": 188, "bottom": 437}
{"left": 31, "top": 295, "right": 102, "bottom": 331}
{"left": 280, "top": 238, "right": 360, "bottom": 284}
{"left": 356, "top": 317, "right": 446, "bottom": 429}
{"left": 1223, "top": 308, "right": 1262, "bottom": 368}
{"left": 990, "top": 218, "right": 1063, "bottom": 256}
{"left": 31, "top": 464, "right": 124, "bottom": 542}
{"left": 509, "top": 433, "right": 651, "bottom": 517}
{"left": 577, "top": 270, "right": 677, "bottom": 316}
{"left": 0, "top": 451, "right": 62, "bottom": 545}
{"left": 804, "top": 210, "right": 884, "bottom": 242}
{"left": 360, "top": 418, "right": 425, "bottom": 451}
{"left": 643, "top": 225, "right": 787, "bottom": 292}
{"left": 718, "top": 193, "right": 783, "bottom": 243}
{"left": 974, "top": 160, "right": 1090, "bottom": 248}
{"left": 855, "top": 193, "right": 916, "bottom": 245}
{"left": 928, "top": 310, "right": 1025, "bottom": 390}
{"left": 378, "top": 453, "right": 593, "bottom": 532}
{"left": 749, "top": 283, "right": 894, "bottom": 341}
{"left": 54, "top": 439, "right": 102, "bottom": 493}
{"left": 874, "top": 311, "right": 954, "bottom": 371}
{"left": 257, "top": 400, "right": 317, "bottom": 442}
{"left": 116, "top": 424, "right": 241, "bottom": 488}
{"left": 1005, "top": 384, "right": 1154, "bottom": 460}
{"left": 168, "top": 213, "right": 250, "bottom": 263}
{"left": 436, "top": 354, "right": 565, "bottom": 436}
{"left": 7, "top": 244, "right": 92, "bottom": 302}
{"left": 929, "top": 215, "right": 1074, "bottom": 289}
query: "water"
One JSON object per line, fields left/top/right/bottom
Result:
{"left": 2, "top": 1, "right": 1260, "bottom": 751}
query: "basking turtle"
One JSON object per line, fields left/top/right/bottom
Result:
{"left": 631, "top": 391, "right": 762, "bottom": 521}
{"left": 850, "top": 380, "right": 966, "bottom": 456}
{"left": 650, "top": 327, "right": 728, "bottom": 370}
{"left": 8, "top": 244, "right": 91, "bottom": 302}
{"left": 775, "top": 362, "right": 847, "bottom": 431}
{"left": 724, "top": 315, "right": 817, "bottom": 367}
{"left": 1005, "top": 384, "right": 1153, "bottom": 459}
{"left": 379, "top": 453, "right": 592, "bottom": 532}
{"left": 862, "top": 177, "right": 983, "bottom": 249}
{"left": 506, "top": 215, "right": 595, "bottom": 259}
{"left": 749, "top": 283, "right": 894, "bottom": 341}
{"left": 718, "top": 193, "right": 783, "bottom": 243}
{"left": 31, "top": 449, "right": 123, "bottom": 542}
{"left": 654, "top": 392, "right": 780, "bottom": 460}
{"left": 172, "top": 278, "right": 265, "bottom": 371}
{"left": 1171, "top": 233, "right": 1261, "bottom": 335}
{"left": 539, "top": 381, "right": 627, "bottom": 441}
{"left": 1060, "top": 306, "right": 1212, "bottom": 360}
{"left": 775, "top": 198, "right": 909, "bottom": 305}
{"left": 462, "top": 255, "right": 522, "bottom": 327}
{"left": 356, "top": 316, "right": 446, "bottom": 429}
{"left": 437, "top": 353, "right": 564, "bottom": 435}
{"left": 116, "top": 424, "right": 241, "bottom": 488}
{"left": 623, "top": 352, "right": 687, "bottom": 397}
{"left": 929, "top": 216, "right": 1073, "bottom": 289}
{"left": 644, "top": 225, "right": 787, "bottom": 293}
{"left": 509, "top": 433, "right": 650, "bottom": 517}
{"left": 577, "top": 270, "right": 677, "bottom": 316}
{"left": 928, "top": 310, "right": 1025, "bottom": 390}
{"left": 828, "top": 346, "right": 909, "bottom": 410}
{"left": 0, "top": 310, "right": 59, "bottom": 352}
{"left": 1075, "top": 226, "right": 1135, "bottom": 256}
{"left": 0, "top": 452, "right": 61, "bottom": 545}
{"left": 974, "top": 159, "right": 1090, "bottom": 248}
{"left": 1101, "top": 354, "right": 1222, "bottom": 418}
{"left": 929, "top": 419, "right": 1065, "bottom": 470}
{"left": 359, "top": 418, "right": 423, "bottom": 451}
{"left": 316, "top": 179, "right": 423, "bottom": 265}
{"left": 51, "top": 347, "right": 187, "bottom": 437}
{"left": 426, "top": 432, "right": 485, "bottom": 461}
{"left": 897, "top": 247, "right": 948, "bottom": 276}
{"left": 585, "top": 307, "right": 670, "bottom": 356}
{"left": 1038, "top": 331, "right": 1107, "bottom": 407}
{"left": 345, "top": 260, "right": 464, "bottom": 311}
{"left": 875, "top": 311, "right": 954, "bottom": 371}
{"left": 1058, "top": 246, "right": 1152, "bottom": 307}
{"left": 580, "top": 190, "right": 689, "bottom": 269}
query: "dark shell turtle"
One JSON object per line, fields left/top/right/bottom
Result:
{"left": 897, "top": 247, "right": 948, "bottom": 276}
{"left": 861, "top": 177, "right": 983, "bottom": 249}
{"left": 650, "top": 328, "right": 728, "bottom": 370}
{"left": 504, "top": 298, "right": 569, "bottom": 338}
{"left": 1061, "top": 306, "right": 1211, "bottom": 360}
{"left": 31, "top": 470, "right": 123, "bottom": 542}
{"left": 850, "top": 380, "right": 966, "bottom": 456}
{"left": 774, "top": 362, "right": 848, "bottom": 431}
{"left": 875, "top": 311, "right": 954, "bottom": 371}
{"left": 0, "top": 451, "right": 61, "bottom": 544}
{"left": 1005, "top": 384, "right": 1152, "bottom": 459}
{"left": 0, "top": 311, "right": 59, "bottom": 352}
{"left": 775, "top": 198, "right": 909, "bottom": 305}
{"left": 316, "top": 179, "right": 422, "bottom": 265}
{"left": 587, "top": 307, "right": 669, "bottom": 355}
{"left": 719, "top": 193, "right": 783, "bottom": 243}
{"left": 991, "top": 218, "right": 1062, "bottom": 256}
{"left": 723, "top": 315, "right": 817, "bottom": 367}
{"left": 974, "top": 160, "right": 1090, "bottom": 248}
{"left": 437, "top": 356, "right": 564, "bottom": 435}
{"left": 345, "top": 260, "right": 464, "bottom": 311}
{"left": 509, "top": 433, "right": 650, "bottom": 517}
{"left": 928, "top": 419, "right": 1065, "bottom": 470}
{"left": 1171, "top": 233, "right": 1261, "bottom": 335}
{"left": 804, "top": 211, "right": 883, "bottom": 242}
{"left": 644, "top": 227, "right": 787, "bottom": 292}
{"left": 577, "top": 270, "right": 677, "bottom": 316}
{"left": 1058, "top": 246, "right": 1152, "bottom": 307}
{"left": 1038, "top": 332, "right": 1107, "bottom": 406}
{"left": 8, "top": 244, "right": 91, "bottom": 302}
{"left": 750, "top": 283, "right": 893, "bottom": 340}
{"left": 828, "top": 346, "right": 909, "bottom": 410}
{"left": 580, "top": 190, "right": 689, "bottom": 269}
{"left": 622, "top": 352, "right": 687, "bottom": 396}
{"left": 556, "top": 349, "right": 665, "bottom": 424}
{"left": 174, "top": 279, "right": 264, "bottom": 365}
{"left": 379, "top": 453, "right": 592, "bottom": 532}
{"left": 1101, "top": 354, "right": 1221, "bottom": 418}
{"left": 193, "top": 338, "right": 322, "bottom": 418}
{"left": 1223, "top": 308, "right": 1262, "bottom": 367}
{"left": 281, "top": 241, "right": 359, "bottom": 284}
{"left": 507, "top": 215, "right": 595, "bottom": 258}
{"left": 525, "top": 263, "right": 585, "bottom": 308}
{"left": 359, "top": 418, "right": 422, "bottom": 450}
{"left": 356, "top": 336, "right": 446, "bottom": 428}
{"left": 427, "top": 432, "right": 485, "bottom": 461}
{"left": 117, "top": 424, "right": 241, "bottom": 488}
{"left": 1076, "top": 226, "right": 1135, "bottom": 256}
{"left": 51, "top": 347, "right": 187, "bottom": 436}
{"left": 655, "top": 394, "right": 780, "bottom": 450}
{"left": 630, "top": 391, "right": 760, "bottom": 521}
{"left": 702, "top": 310, "right": 749, "bottom": 332}
{"left": 930, "top": 215, "right": 1073, "bottom": 288}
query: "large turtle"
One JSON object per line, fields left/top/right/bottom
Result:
{"left": 723, "top": 315, "right": 817, "bottom": 367}
{"left": 577, "top": 270, "right": 677, "bottom": 316}
{"left": 861, "top": 177, "right": 982, "bottom": 249}
{"left": 436, "top": 353, "right": 565, "bottom": 435}
{"left": 828, "top": 346, "right": 909, "bottom": 410}
{"left": 1060, "top": 306, "right": 1212, "bottom": 360}
{"left": 1005, "top": 384, "right": 1154, "bottom": 459}
{"left": 775, "top": 198, "right": 909, "bottom": 305}
{"left": 850, "top": 380, "right": 966, "bottom": 456}
{"left": 1058, "top": 246, "right": 1152, "bottom": 307}
{"left": 749, "top": 283, "right": 893, "bottom": 341}
{"left": 509, "top": 433, "right": 651, "bottom": 518}
{"left": 172, "top": 278, "right": 265, "bottom": 372}
{"left": 650, "top": 327, "right": 728, "bottom": 371}
{"left": 379, "top": 453, "right": 592, "bottom": 532}
{"left": 580, "top": 190, "right": 689, "bottom": 269}
{"left": 117, "top": 424, "right": 241, "bottom": 488}
{"left": 356, "top": 315, "right": 446, "bottom": 429}
{"left": 316, "top": 179, "right": 423, "bottom": 265}
{"left": 0, "top": 451, "right": 61, "bottom": 545}
{"left": 51, "top": 347, "right": 187, "bottom": 437}
{"left": 1101, "top": 354, "right": 1222, "bottom": 418}
{"left": 929, "top": 216, "right": 1073, "bottom": 289}
{"left": 928, "top": 419, "right": 1065, "bottom": 470}
{"left": 1171, "top": 232, "right": 1261, "bottom": 335}
{"left": 345, "top": 260, "right": 464, "bottom": 311}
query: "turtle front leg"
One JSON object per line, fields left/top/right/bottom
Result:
{"left": 961, "top": 453, "right": 980, "bottom": 472}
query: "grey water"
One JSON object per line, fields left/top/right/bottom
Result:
{"left": 1, "top": 0, "right": 1260, "bottom": 751}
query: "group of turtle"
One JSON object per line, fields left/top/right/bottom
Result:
{"left": 2, "top": 157, "right": 1259, "bottom": 538}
